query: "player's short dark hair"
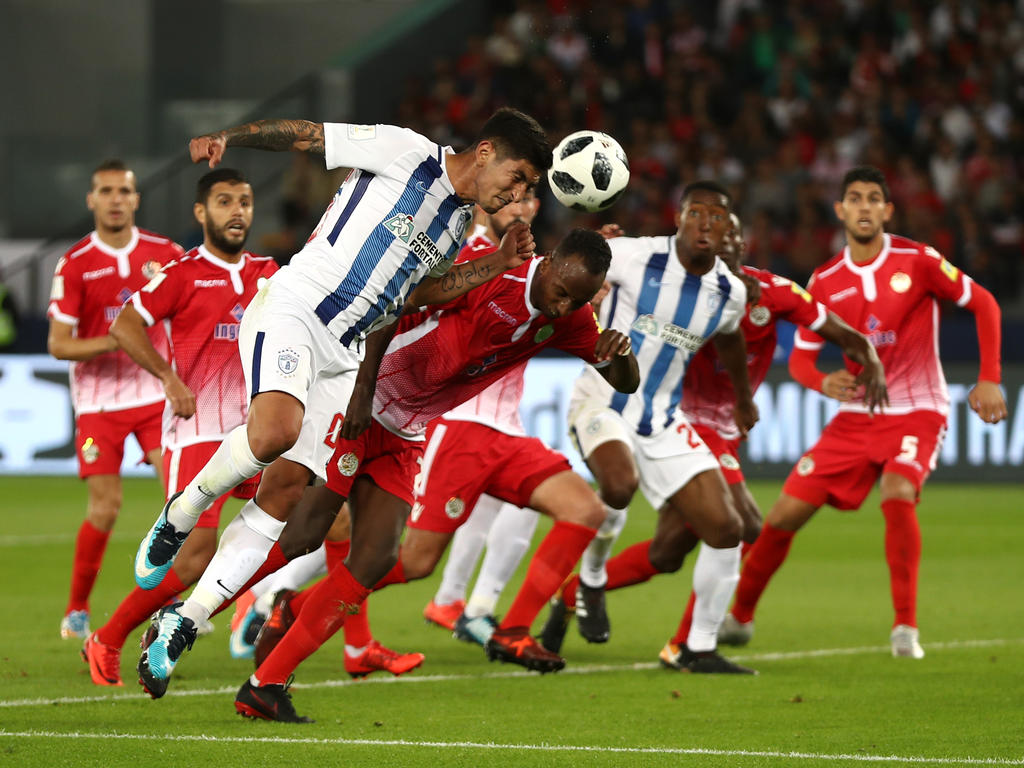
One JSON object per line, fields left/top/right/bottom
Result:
{"left": 553, "top": 228, "right": 611, "bottom": 276}
{"left": 196, "top": 168, "right": 249, "bottom": 205}
{"left": 93, "top": 159, "right": 130, "bottom": 176}
{"left": 680, "top": 180, "right": 731, "bottom": 208}
{"left": 473, "top": 108, "right": 552, "bottom": 172}
{"left": 840, "top": 165, "right": 891, "bottom": 201}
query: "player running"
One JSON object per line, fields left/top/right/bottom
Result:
{"left": 720, "top": 166, "right": 1006, "bottom": 659}
{"left": 48, "top": 160, "right": 182, "bottom": 640}
{"left": 134, "top": 109, "right": 550, "bottom": 698}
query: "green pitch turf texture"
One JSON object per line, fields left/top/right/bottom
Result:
{"left": 1, "top": 476, "right": 1021, "bottom": 768}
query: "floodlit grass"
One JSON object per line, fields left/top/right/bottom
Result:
{"left": 1, "top": 476, "right": 1022, "bottom": 767}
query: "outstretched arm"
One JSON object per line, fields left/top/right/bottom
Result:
{"left": 712, "top": 328, "right": 759, "bottom": 437}
{"left": 813, "top": 312, "right": 888, "bottom": 414}
{"left": 190, "top": 120, "right": 325, "bottom": 168}
{"left": 339, "top": 320, "right": 400, "bottom": 440}
{"left": 110, "top": 305, "right": 195, "bottom": 418}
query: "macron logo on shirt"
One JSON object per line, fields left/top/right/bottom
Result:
{"left": 487, "top": 301, "right": 518, "bottom": 325}
{"left": 194, "top": 279, "right": 228, "bottom": 288}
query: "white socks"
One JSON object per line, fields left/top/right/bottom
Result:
{"left": 464, "top": 503, "right": 539, "bottom": 619}
{"left": 182, "top": 500, "right": 286, "bottom": 624}
{"left": 687, "top": 543, "right": 741, "bottom": 652}
{"left": 169, "top": 426, "right": 270, "bottom": 530}
{"left": 433, "top": 495, "right": 502, "bottom": 606}
{"left": 579, "top": 504, "right": 629, "bottom": 589}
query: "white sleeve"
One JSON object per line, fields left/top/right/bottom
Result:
{"left": 323, "top": 123, "right": 430, "bottom": 174}
{"left": 605, "top": 237, "right": 634, "bottom": 285}
{"left": 718, "top": 281, "right": 747, "bottom": 335}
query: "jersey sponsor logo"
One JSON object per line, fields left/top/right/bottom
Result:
{"left": 865, "top": 315, "right": 897, "bottom": 347}
{"left": 534, "top": 324, "right": 554, "bottom": 343}
{"left": 277, "top": 348, "right": 300, "bottom": 376}
{"left": 384, "top": 213, "right": 415, "bottom": 243}
{"left": 384, "top": 213, "right": 450, "bottom": 271}
{"left": 214, "top": 323, "right": 240, "bottom": 341}
{"left": 796, "top": 454, "right": 815, "bottom": 476}
{"left": 336, "top": 451, "right": 359, "bottom": 477}
{"left": 719, "top": 453, "right": 741, "bottom": 470}
{"left": 347, "top": 124, "right": 377, "bottom": 141}
{"left": 83, "top": 266, "right": 116, "bottom": 281}
{"left": 104, "top": 306, "right": 122, "bottom": 322}
{"left": 141, "top": 260, "right": 162, "bottom": 280}
{"left": 194, "top": 279, "right": 229, "bottom": 288}
{"left": 80, "top": 436, "right": 99, "bottom": 464}
{"left": 889, "top": 272, "right": 912, "bottom": 293}
{"left": 116, "top": 287, "right": 132, "bottom": 304}
{"left": 828, "top": 286, "right": 859, "bottom": 303}
{"left": 230, "top": 303, "right": 245, "bottom": 322}
{"left": 487, "top": 300, "right": 518, "bottom": 325}
{"left": 631, "top": 313, "right": 704, "bottom": 352}
{"left": 50, "top": 275, "right": 65, "bottom": 301}
{"left": 748, "top": 305, "right": 771, "bottom": 326}
{"left": 444, "top": 496, "right": 465, "bottom": 520}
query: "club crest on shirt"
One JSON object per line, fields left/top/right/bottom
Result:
{"left": 81, "top": 437, "right": 99, "bottom": 464}
{"left": 797, "top": 454, "right": 815, "bottom": 476}
{"left": 889, "top": 272, "right": 912, "bottom": 293}
{"left": 719, "top": 453, "right": 741, "bottom": 471}
{"left": 534, "top": 324, "right": 554, "bottom": 343}
{"left": 336, "top": 452, "right": 359, "bottom": 477}
{"left": 748, "top": 305, "right": 771, "bottom": 326}
{"left": 141, "top": 260, "right": 162, "bottom": 280}
{"left": 705, "top": 293, "right": 722, "bottom": 312}
{"left": 277, "top": 348, "right": 300, "bottom": 376}
{"left": 445, "top": 497, "right": 465, "bottom": 519}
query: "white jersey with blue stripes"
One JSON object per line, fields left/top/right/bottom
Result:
{"left": 574, "top": 235, "right": 747, "bottom": 437}
{"left": 270, "top": 123, "right": 474, "bottom": 347}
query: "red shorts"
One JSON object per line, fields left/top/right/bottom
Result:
{"left": 409, "top": 418, "right": 571, "bottom": 534}
{"left": 162, "top": 442, "right": 260, "bottom": 528}
{"left": 693, "top": 424, "right": 744, "bottom": 485}
{"left": 783, "top": 410, "right": 947, "bottom": 510}
{"left": 325, "top": 420, "right": 423, "bottom": 505}
{"left": 75, "top": 402, "right": 163, "bottom": 478}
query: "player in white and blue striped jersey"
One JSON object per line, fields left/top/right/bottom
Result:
{"left": 133, "top": 110, "right": 551, "bottom": 699}
{"left": 543, "top": 182, "right": 761, "bottom": 674}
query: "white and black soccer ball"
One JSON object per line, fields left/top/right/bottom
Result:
{"left": 548, "top": 130, "right": 630, "bottom": 212}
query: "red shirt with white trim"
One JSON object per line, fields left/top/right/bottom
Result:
{"left": 131, "top": 246, "right": 278, "bottom": 449}
{"left": 683, "top": 265, "right": 827, "bottom": 439}
{"left": 48, "top": 227, "right": 182, "bottom": 413}
{"left": 794, "top": 233, "right": 970, "bottom": 416}
{"left": 373, "top": 254, "right": 605, "bottom": 438}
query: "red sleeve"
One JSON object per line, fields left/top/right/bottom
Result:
{"left": 789, "top": 342, "right": 826, "bottom": 392}
{"left": 47, "top": 253, "right": 82, "bottom": 325}
{"left": 765, "top": 276, "right": 826, "bottom": 330}
{"left": 963, "top": 281, "right": 1002, "bottom": 383}
{"left": 919, "top": 245, "right": 970, "bottom": 303}
{"left": 261, "top": 260, "right": 280, "bottom": 280}
{"left": 552, "top": 306, "right": 603, "bottom": 362}
{"left": 131, "top": 262, "right": 187, "bottom": 326}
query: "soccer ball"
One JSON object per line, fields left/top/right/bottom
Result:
{"left": 548, "top": 130, "right": 630, "bottom": 212}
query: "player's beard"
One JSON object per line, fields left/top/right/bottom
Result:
{"left": 849, "top": 227, "right": 881, "bottom": 245}
{"left": 208, "top": 222, "right": 248, "bottom": 255}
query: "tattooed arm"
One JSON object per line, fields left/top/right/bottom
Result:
{"left": 189, "top": 120, "right": 325, "bottom": 168}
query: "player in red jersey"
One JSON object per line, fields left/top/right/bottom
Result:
{"left": 721, "top": 166, "right": 1007, "bottom": 659}
{"left": 662, "top": 214, "right": 886, "bottom": 667}
{"left": 233, "top": 229, "right": 638, "bottom": 722}
{"left": 75, "top": 169, "right": 276, "bottom": 685}
{"left": 47, "top": 160, "right": 183, "bottom": 639}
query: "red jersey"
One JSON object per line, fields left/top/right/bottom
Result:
{"left": 683, "top": 265, "right": 827, "bottom": 439}
{"left": 130, "top": 246, "right": 278, "bottom": 449}
{"left": 373, "top": 255, "right": 605, "bottom": 438}
{"left": 795, "top": 233, "right": 971, "bottom": 416}
{"left": 48, "top": 227, "right": 183, "bottom": 414}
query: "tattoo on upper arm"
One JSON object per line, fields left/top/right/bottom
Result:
{"left": 225, "top": 120, "right": 325, "bottom": 154}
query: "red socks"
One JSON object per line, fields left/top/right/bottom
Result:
{"left": 501, "top": 520, "right": 596, "bottom": 629}
{"left": 255, "top": 563, "right": 370, "bottom": 686}
{"left": 561, "top": 539, "right": 660, "bottom": 610}
{"left": 96, "top": 570, "right": 187, "bottom": 649}
{"left": 67, "top": 520, "right": 110, "bottom": 613}
{"left": 731, "top": 523, "right": 795, "bottom": 624}
{"left": 324, "top": 539, "right": 372, "bottom": 648}
{"left": 881, "top": 498, "right": 920, "bottom": 628}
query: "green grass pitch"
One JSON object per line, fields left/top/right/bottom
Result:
{"left": 1, "top": 475, "right": 1022, "bottom": 767}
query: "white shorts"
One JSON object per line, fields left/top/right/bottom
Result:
{"left": 239, "top": 280, "right": 359, "bottom": 480}
{"left": 568, "top": 396, "right": 719, "bottom": 510}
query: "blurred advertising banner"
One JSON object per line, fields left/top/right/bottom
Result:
{"left": 1, "top": 355, "right": 1021, "bottom": 481}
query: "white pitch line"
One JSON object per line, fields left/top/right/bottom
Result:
{"left": 2, "top": 636, "right": 1020, "bottom": 710}
{"left": 0, "top": 730, "right": 1020, "bottom": 765}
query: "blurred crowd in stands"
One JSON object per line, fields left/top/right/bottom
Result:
{"left": 272, "top": 0, "right": 1023, "bottom": 301}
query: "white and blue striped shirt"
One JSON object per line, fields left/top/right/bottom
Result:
{"left": 271, "top": 123, "right": 474, "bottom": 347}
{"left": 574, "top": 235, "right": 747, "bottom": 437}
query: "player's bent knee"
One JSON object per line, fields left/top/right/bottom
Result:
{"left": 600, "top": 481, "right": 637, "bottom": 511}
{"left": 647, "top": 544, "right": 685, "bottom": 574}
